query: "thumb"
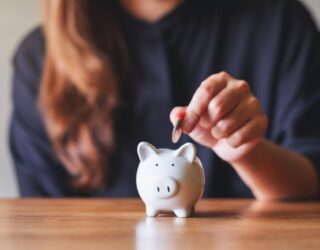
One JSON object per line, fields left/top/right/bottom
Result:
{"left": 170, "top": 106, "right": 187, "bottom": 125}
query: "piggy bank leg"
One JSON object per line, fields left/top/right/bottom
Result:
{"left": 146, "top": 206, "right": 159, "bottom": 217}
{"left": 173, "top": 207, "right": 193, "bottom": 218}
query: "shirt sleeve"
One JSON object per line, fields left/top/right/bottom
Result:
{"left": 10, "top": 28, "right": 81, "bottom": 197}
{"left": 271, "top": 1, "right": 320, "bottom": 186}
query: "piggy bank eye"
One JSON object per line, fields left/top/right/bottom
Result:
{"left": 155, "top": 163, "right": 159, "bottom": 167}
{"left": 171, "top": 163, "right": 175, "bottom": 167}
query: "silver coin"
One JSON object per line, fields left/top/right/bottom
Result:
{"left": 172, "top": 118, "right": 183, "bottom": 143}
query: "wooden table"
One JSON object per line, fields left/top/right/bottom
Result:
{"left": 0, "top": 199, "right": 319, "bottom": 250}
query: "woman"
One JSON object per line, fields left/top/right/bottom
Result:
{"left": 10, "top": 0, "right": 320, "bottom": 199}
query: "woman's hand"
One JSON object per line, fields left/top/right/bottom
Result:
{"left": 170, "top": 72, "right": 268, "bottom": 163}
{"left": 171, "top": 71, "right": 318, "bottom": 200}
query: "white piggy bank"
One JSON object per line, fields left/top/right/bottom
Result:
{"left": 136, "top": 142, "right": 205, "bottom": 218}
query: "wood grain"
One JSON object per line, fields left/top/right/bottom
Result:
{"left": 0, "top": 199, "right": 319, "bottom": 250}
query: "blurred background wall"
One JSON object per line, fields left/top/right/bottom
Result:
{"left": 0, "top": 0, "right": 320, "bottom": 197}
{"left": 0, "top": 0, "right": 40, "bottom": 197}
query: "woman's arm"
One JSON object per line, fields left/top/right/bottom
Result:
{"left": 231, "top": 139, "right": 319, "bottom": 200}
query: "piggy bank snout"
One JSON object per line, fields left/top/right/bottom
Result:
{"left": 153, "top": 177, "right": 178, "bottom": 199}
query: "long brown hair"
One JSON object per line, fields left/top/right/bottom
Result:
{"left": 40, "top": 0, "right": 126, "bottom": 190}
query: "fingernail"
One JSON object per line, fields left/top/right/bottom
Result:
{"left": 177, "top": 111, "right": 185, "bottom": 120}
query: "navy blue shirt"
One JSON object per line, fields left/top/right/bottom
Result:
{"left": 10, "top": 0, "right": 320, "bottom": 197}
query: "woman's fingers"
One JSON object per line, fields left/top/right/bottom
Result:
{"left": 188, "top": 123, "right": 218, "bottom": 148}
{"left": 208, "top": 80, "right": 249, "bottom": 123}
{"left": 224, "top": 115, "right": 268, "bottom": 148}
{"left": 199, "top": 79, "right": 250, "bottom": 129}
{"left": 182, "top": 72, "right": 228, "bottom": 133}
{"left": 170, "top": 106, "right": 217, "bottom": 148}
{"left": 170, "top": 71, "right": 268, "bottom": 163}
{"left": 211, "top": 96, "right": 261, "bottom": 139}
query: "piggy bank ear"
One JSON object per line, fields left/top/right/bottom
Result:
{"left": 175, "top": 143, "right": 196, "bottom": 163}
{"left": 137, "top": 142, "right": 159, "bottom": 162}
